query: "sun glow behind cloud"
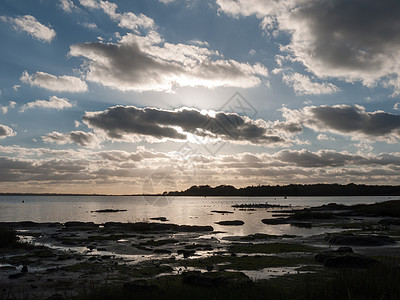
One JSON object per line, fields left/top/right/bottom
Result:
{"left": 0, "top": 0, "right": 400, "bottom": 193}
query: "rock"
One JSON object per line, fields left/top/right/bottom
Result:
{"left": 261, "top": 218, "right": 288, "bottom": 225}
{"left": 325, "top": 233, "right": 396, "bottom": 246}
{"left": 153, "top": 249, "right": 172, "bottom": 254}
{"left": 182, "top": 271, "right": 253, "bottom": 288}
{"left": 177, "top": 249, "right": 196, "bottom": 258}
{"left": 149, "top": 217, "right": 168, "bottom": 222}
{"left": 315, "top": 248, "right": 375, "bottom": 268}
{"left": 215, "top": 220, "right": 244, "bottom": 226}
{"left": 64, "top": 221, "right": 97, "bottom": 228}
{"left": 105, "top": 222, "right": 213, "bottom": 232}
{"left": 123, "top": 280, "right": 159, "bottom": 292}
{"left": 8, "top": 272, "right": 25, "bottom": 279}
{"left": 21, "top": 265, "right": 28, "bottom": 273}
{"left": 91, "top": 209, "right": 127, "bottom": 213}
{"left": 211, "top": 210, "right": 234, "bottom": 214}
{"left": 379, "top": 218, "right": 400, "bottom": 226}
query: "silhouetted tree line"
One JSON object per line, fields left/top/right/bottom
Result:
{"left": 167, "top": 183, "right": 400, "bottom": 197}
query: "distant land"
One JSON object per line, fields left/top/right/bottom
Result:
{"left": 1, "top": 183, "right": 400, "bottom": 197}
{"left": 166, "top": 183, "right": 400, "bottom": 197}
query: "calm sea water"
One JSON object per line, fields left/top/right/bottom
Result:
{"left": 0, "top": 195, "right": 397, "bottom": 236}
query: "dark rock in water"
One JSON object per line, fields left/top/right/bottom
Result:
{"left": 184, "top": 244, "right": 213, "bottom": 251}
{"left": 123, "top": 280, "right": 159, "bottom": 292}
{"left": 290, "top": 222, "right": 312, "bottom": 228}
{"left": 336, "top": 246, "right": 353, "bottom": 253}
{"left": 104, "top": 222, "right": 213, "bottom": 232}
{"left": 149, "top": 217, "right": 168, "bottom": 222}
{"left": 64, "top": 221, "right": 97, "bottom": 228}
{"left": 91, "top": 209, "right": 127, "bottom": 213}
{"left": 325, "top": 233, "right": 395, "bottom": 246}
{"left": 21, "top": 265, "right": 28, "bottom": 273}
{"left": 379, "top": 218, "right": 400, "bottom": 226}
{"left": 8, "top": 272, "right": 25, "bottom": 279}
{"left": 261, "top": 218, "right": 288, "bottom": 225}
{"left": 177, "top": 249, "right": 196, "bottom": 258}
{"left": 215, "top": 220, "right": 244, "bottom": 226}
{"left": 182, "top": 271, "right": 253, "bottom": 288}
{"left": 153, "top": 249, "right": 172, "bottom": 254}
{"left": 211, "top": 210, "right": 234, "bottom": 214}
{"left": 315, "top": 248, "right": 375, "bottom": 268}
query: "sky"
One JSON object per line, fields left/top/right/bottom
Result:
{"left": 1, "top": 0, "right": 400, "bottom": 194}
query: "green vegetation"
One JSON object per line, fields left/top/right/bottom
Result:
{"left": 74, "top": 262, "right": 400, "bottom": 300}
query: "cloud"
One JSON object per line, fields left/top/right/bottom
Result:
{"left": 281, "top": 72, "right": 340, "bottom": 95}
{"left": 317, "top": 134, "right": 335, "bottom": 141}
{"left": 69, "top": 31, "right": 268, "bottom": 92}
{"left": 159, "top": 0, "right": 176, "bottom": 4}
{"left": 82, "top": 105, "right": 287, "bottom": 145}
{"left": 78, "top": 0, "right": 154, "bottom": 32}
{"left": 282, "top": 104, "right": 400, "bottom": 142}
{"left": 20, "top": 96, "right": 74, "bottom": 112}
{"left": 1, "top": 145, "right": 400, "bottom": 191}
{"left": 217, "top": 0, "right": 400, "bottom": 94}
{"left": 20, "top": 71, "right": 88, "bottom": 93}
{"left": 394, "top": 103, "right": 400, "bottom": 111}
{"left": 42, "top": 131, "right": 100, "bottom": 148}
{"left": 0, "top": 101, "right": 16, "bottom": 114}
{"left": 81, "top": 22, "right": 97, "bottom": 29}
{"left": 59, "top": 0, "right": 75, "bottom": 12}
{"left": 0, "top": 15, "right": 56, "bottom": 42}
{"left": 0, "top": 125, "right": 16, "bottom": 138}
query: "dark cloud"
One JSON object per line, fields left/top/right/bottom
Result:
{"left": 0, "top": 124, "right": 16, "bottom": 138}
{"left": 83, "top": 106, "right": 286, "bottom": 145}
{"left": 282, "top": 105, "right": 400, "bottom": 142}
{"left": 218, "top": 0, "right": 400, "bottom": 94}
{"left": 281, "top": 0, "right": 400, "bottom": 91}
{"left": 42, "top": 131, "right": 100, "bottom": 147}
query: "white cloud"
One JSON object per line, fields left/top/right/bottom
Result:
{"left": 0, "top": 124, "right": 16, "bottom": 138}
{"left": 20, "top": 71, "right": 88, "bottom": 93}
{"left": 79, "top": 0, "right": 154, "bottom": 32}
{"left": 0, "top": 101, "right": 16, "bottom": 114}
{"left": 13, "top": 85, "right": 20, "bottom": 91}
{"left": 394, "top": 103, "right": 400, "bottom": 111}
{"left": 159, "top": 0, "right": 176, "bottom": 4}
{"left": 59, "top": 0, "right": 75, "bottom": 12}
{"left": 70, "top": 31, "right": 269, "bottom": 92}
{"left": 81, "top": 22, "right": 97, "bottom": 29}
{"left": 0, "top": 15, "right": 56, "bottom": 43}
{"left": 317, "top": 134, "right": 335, "bottom": 141}
{"left": 20, "top": 96, "right": 74, "bottom": 112}
{"left": 282, "top": 72, "right": 340, "bottom": 95}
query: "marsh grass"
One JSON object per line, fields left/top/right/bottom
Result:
{"left": 73, "top": 261, "right": 400, "bottom": 300}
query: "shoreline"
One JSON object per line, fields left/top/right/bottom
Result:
{"left": 1, "top": 200, "right": 400, "bottom": 299}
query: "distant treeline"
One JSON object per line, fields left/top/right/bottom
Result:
{"left": 167, "top": 183, "right": 400, "bottom": 197}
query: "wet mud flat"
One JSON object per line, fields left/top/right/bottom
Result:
{"left": 1, "top": 200, "right": 400, "bottom": 299}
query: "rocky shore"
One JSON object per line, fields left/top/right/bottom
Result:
{"left": 1, "top": 200, "right": 400, "bottom": 299}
